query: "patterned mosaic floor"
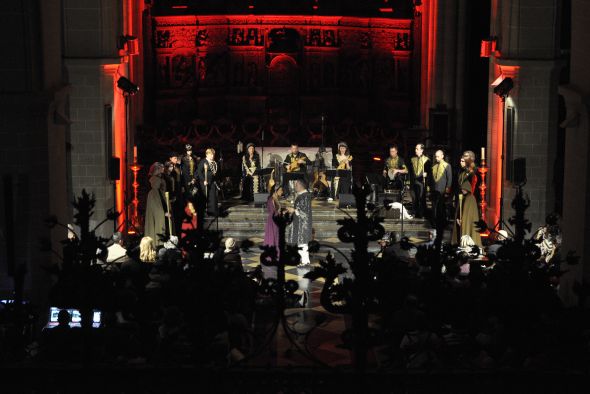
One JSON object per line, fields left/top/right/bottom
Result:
{"left": 237, "top": 235, "right": 429, "bottom": 367}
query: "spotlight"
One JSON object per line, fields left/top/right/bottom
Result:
{"left": 493, "top": 77, "right": 513, "bottom": 99}
{"left": 117, "top": 76, "right": 139, "bottom": 95}
{"left": 118, "top": 35, "right": 138, "bottom": 54}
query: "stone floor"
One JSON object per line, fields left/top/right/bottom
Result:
{"left": 235, "top": 235, "right": 431, "bottom": 367}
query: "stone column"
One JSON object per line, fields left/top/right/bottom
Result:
{"left": 486, "top": 0, "right": 562, "bottom": 232}
{"left": 556, "top": 0, "right": 590, "bottom": 306}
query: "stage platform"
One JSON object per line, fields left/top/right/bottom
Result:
{"left": 205, "top": 198, "right": 432, "bottom": 243}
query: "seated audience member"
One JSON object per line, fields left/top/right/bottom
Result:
{"left": 215, "top": 238, "right": 243, "bottom": 276}
{"left": 107, "top": 232, "right": 129, "bottom": 263}
{"left": 162, "top": 235, "right": 182, "bottom": 267}
{"left": 487, "top": 230, "right": 509, "bottom": 259}
{"left": 139, "top": 236, "right": 157, "bottom": 263}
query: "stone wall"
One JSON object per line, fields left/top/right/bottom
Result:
{"left": 487, "top": 0, "right": 562, "bottom": 232}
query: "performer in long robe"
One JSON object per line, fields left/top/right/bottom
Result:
{"left": 409, "top": 143, "right": 432, "bottom": 219}
{"left": 431, "top": 149, "right": 453, "bottom": 229}
{"left": 451, "top": 155, "right": 482, "bottom": 247}
{"left": 332, "top": 141, "right": 353, "bottom": 199}
{"left": 180, "top": 144, "right": 199, "bottom": 200}
{"left": 196, "top": 148, "right": 219, "bottom": 218}
{"left": 241, "top": 143, "right": 261, "bottom": 201}
{"left": 263, "top": 184, "right": 284, "bottom": 278}
{"left": 144, "top": 162, "right": 169, "bottom": 246}
{"left": 286, "top": 179, "right": 313, "bottom": 266}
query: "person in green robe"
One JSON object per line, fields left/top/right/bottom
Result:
{"left": 144, "top": 162, "right": 169, "bottom": 246}
{"left": 451, "top": 155, "right": 482, "bottom": 247}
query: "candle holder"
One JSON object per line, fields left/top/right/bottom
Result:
{"left": 129, "top": 159, "right": 143, "bottom": 234}
{"left": 478, "top": 156, "right": 490, "bottom": 236}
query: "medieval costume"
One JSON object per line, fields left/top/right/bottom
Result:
{"left": 410, "top": 154, "right": 431, "bottom": 218}
{"left": 197, "top": 154, "right": 219, "bottom": 217}
{"left": 286, "top": 189, "right": 313, "bottom": 265}
{"left": 171, "top": 158, "right": 184, "bottom": 235}
{"left": 263, "top": 187, "right": 283, "bottom": 278}
{"left": 332, "top": 142, "right": 352, "bottom": 199}
{"left": 180, "top": 144, "right": 199, "bottom": 200}
{"left": 241, "top": 144, "right": 261, "bottom": 201}
{"left": 283, "top": 149, "right": 310, "bottom": 196}
{"left": 451, "top": 169, "right": 482, "bottom": 247}
{"left": 383, "top": 154, "right": 407, "bottom": 191}
{"left": 431, "top": 158, "right": 453, "bottom": 228}
{"left": 144, "top": 163, "right": 168, "bottom": 246}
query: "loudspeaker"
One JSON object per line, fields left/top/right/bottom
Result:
{"left": 512, "top": 158, "right": 526, "bottom": 185}
{"left": 338, "top": 193, "right": 356, "bottom": 208}
{"left": 253, "top": 193, "right": 268, "bottom": 207}
{"left": 109, "top": 157, "right": 120, "bottom": 181}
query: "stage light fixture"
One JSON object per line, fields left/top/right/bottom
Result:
{"left": 493, "top": 77, "right": 513, "bottom": 99}
{"left": 117, "top": 76, "right": 139, "bottom": 95}
{"left": 118, "top": 35, "right": 137, "bottom": 51}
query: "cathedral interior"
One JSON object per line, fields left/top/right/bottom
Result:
{"left": 0, "top": 0, "right": 590, "bottom": 391}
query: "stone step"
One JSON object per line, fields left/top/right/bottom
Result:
{"left": 206, "top": 202, "right": 432, "bottom": 242}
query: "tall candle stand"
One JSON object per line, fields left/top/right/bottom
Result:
{"left": 478, "top": 155, "right": 489, "bottom": 236}
{"left": 129, "top": 158, "right": 142, "bottom": 234}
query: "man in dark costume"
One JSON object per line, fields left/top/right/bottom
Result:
{"left": 286, "top": 179, "right": 313, "bottom": 267}
{"left": 409, "top": 144, "right": 432, "bottom": 219}
{"left": 283, "top": 143, "right": 311, "bottom": 197}
{"left": 430, "top": 149, "right": 452, "bottom": 231}
{"left": 197, "top": 148, "right": 219, "bottom": 218}
{"left": 180, "top": 144, "right": 199, "bottom": 200}
{"left": 382, "top": 145, "right": 408, "bottom": 191}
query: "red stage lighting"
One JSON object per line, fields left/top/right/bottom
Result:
{"left": 171, "top": 5, "right": 188, "bottom": 9}
{"left": 480, "top": 37, "right": 497, "bottom": 58}
{"left": 380, "top": 0, "right": 393, "bottom": 13}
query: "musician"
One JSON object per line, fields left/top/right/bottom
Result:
{"left": 286, "top": 179, "right": 313, "bottom": 267}
{"left": 332, "top": 141, "right": 352, "bottom": 198}
{"left": 168, "top": 152, "right": 184, "bottom": 235}
{"left": 197, "top": 148, "right": 219, "bottom": 217}
{"left": 181, "top": 144, "right": 199, "bottom": 200}
{"left": 162, "top": 161, "right": 178, "bottom": 233}
{"left": 283, "top": 143, "right": 311, "bottom": 196}
{"left": 382, "top": 145, "right": 408, "bottom": 190}
{"left": 241, "top": 143, "right": 261, "bottom": 201}
{"left": 451, "top": 154, "right": 482, "bottom": 247}
{"left": 409, "top": 144, "right": 431, "bottom": 218}
{"left": 144, "top": 162, "right": 171, "bottom": 246}
{"left": 431, "top": 149, "right": 452, "bottom": 232}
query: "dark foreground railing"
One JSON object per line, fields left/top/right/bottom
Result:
{"left": 1, "top": 365, "right": 588, "bottom": 393}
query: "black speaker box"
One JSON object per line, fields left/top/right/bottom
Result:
{"left": 253, "top": 193, "right": 268, "bottom": 207}
{"left": 338, "top": 193, "right": 356, "bottom": 208}
{"left": 512, "top": 157, "right": 526, "bottom": 185}
{"left": 109, "top": 157, "right": 120, "bottom": 181}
